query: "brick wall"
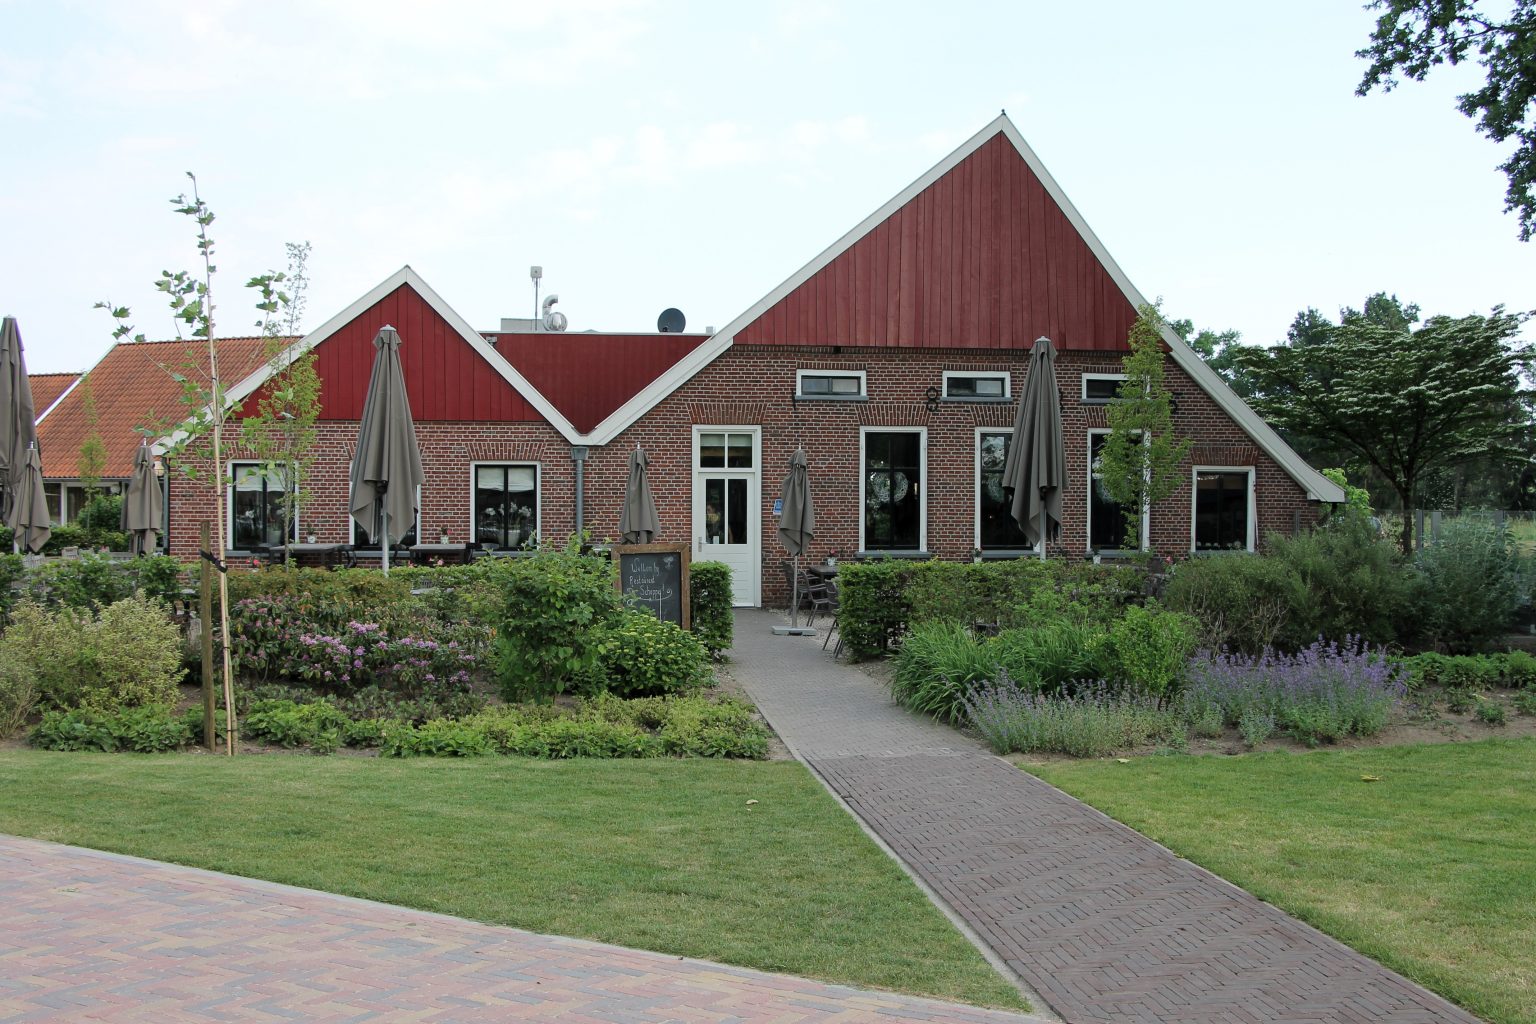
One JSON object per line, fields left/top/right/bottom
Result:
{"left": 169, "top": 343, "right": 1324, "bottom": 606}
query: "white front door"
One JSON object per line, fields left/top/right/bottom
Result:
{"left": 692, "top": 427, "right": 760, "bottom": 607}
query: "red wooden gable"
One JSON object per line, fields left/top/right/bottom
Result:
{"left": 735, "top": 133, "right": 1139, "bottom": 352}
{"left": 495, "top": 333, "right": 708, "bottom": 434}
{"left": 250, "top": 284, "right": 542, "bottom": 423}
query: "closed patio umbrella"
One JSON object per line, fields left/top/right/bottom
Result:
{"left": 619, "top": 447, "right": 660, "bottom": 544}
{"left": 7, "top": 444, "right": 49, "bottom": 554}
{"left": 775, "top": 448, "right": 816, "bottom": 634}
{"left": 1001, "top": 336, "right": 1065, "bottom": 550}
{"left": 122, "top": 443, "right": 164, "bottom": 556}
{"left": 0, "top": 316, "right": 38, "bottom": 524}
{"left": 349, "top": 326, "right": 424, "bottom": 575}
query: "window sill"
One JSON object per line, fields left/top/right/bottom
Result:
{"left": 793, "top": 394, "right": 868, "bottom": 402}
{"left": 942, "top": 396, "right": 1012, "bottom": 404}
{"left": 976, "top": 549, "right": 1040, "bottom": 560}
{"left": 854, "top": 549, "right": 931, "bottom": 560}
{"left": 1191, "top": 547, "right": 1256, "bottom": 557}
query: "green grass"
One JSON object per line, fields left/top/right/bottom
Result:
{"left": 0, "top": 751, "right": 1024, "bottom": 1011}
{"left": 1027, "top": 739, "right": 1536, "bottom": 1024}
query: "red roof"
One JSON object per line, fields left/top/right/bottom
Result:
{"left": 38, "top": 337, "right": 276, "bottom": 478}
{"left": 735, "top": 132, "right": 1138, "bottom": 352}
{"left": 29, "top": 373, "right": 80, "bottom": 416}
{"left": 493, "top": 332, "right": 709, "bottom": 434}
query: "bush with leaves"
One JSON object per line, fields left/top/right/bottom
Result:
{"left": 1415, "top": 519, "right": 1526, "bottom": 651}
{"left": 21, "top": 554, "right": 185, "bottom": 610}
{"left": 595, "top": 608, "right": 711, "bottom": 697}
{"left": 1265, "top": 517, "right": 1420, "bottom": 648}
{"left": 1163, "top": 554, "right": 1306, "bottom": 654}
{"left": 0, "top": 659, "right": 38, "bottom": 738}
{"left": 31, "top": 704, "right": 193, "bottom": 753}
{"left": 689, "top": 560, "right": 734, "bottom": 660}
{"left": 0, "top": 594, "right": 184, "bottom": 712}
{"left": 243, "top": 698, "right": 350, "bottom": 752}
{"left": 891, "top": 620, "right": 1007, "bottom": 723}
{"left": 493, "top": 543, "right": 622, "bottom": 703}
{"left": 1106, "top": 604, "right": 1197, "bottom": 698}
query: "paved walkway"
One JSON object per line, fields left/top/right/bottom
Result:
{"left": 731, "top": 610, "right": 1479, "bottom": 1024}
{"left": 0, "top": 833, "right": 1050, "bottom": 1024}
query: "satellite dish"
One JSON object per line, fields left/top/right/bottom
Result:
{"left": 657, "top": 308, "right": 686, "bottom": 333}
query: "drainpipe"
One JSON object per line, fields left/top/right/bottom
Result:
{"left": 571, "top": 446, "right": 589, "bottom": 539}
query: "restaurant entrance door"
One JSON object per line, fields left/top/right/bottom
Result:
{"left": 691, "top": 426, "right": 760, "bottom": 607}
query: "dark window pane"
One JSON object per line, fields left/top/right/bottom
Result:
{"left": 864, "top": 431, "right": 921, "bottom": 549}
{"left": 800, "top": 374, "right": 861, "bottom": 396}
{"left": 1195, "top": 472, "right": 1249, "bottom": 550}
{"left": 471, "top": 465, "right": 535, "bottom": 549}
{"left": 1084, "top": 377, "right": 1121, "bottom": 402}
{"left": 230, "top": 463, "right": 297, "bottom": 550}
{"left": 948, "top": 375, "right": 1005, "bottom": 398}
{"left": 726, "top": 433, "right": 753, "bottom": 468}
{"left": 800, "top": 376, "right": 829, "bottom": 395}
{"left": 704, "top": 478, "right": 726, "bottom": 545}
{"left": 979, "top": 432, "right": 1031, "bottom": 549}
{"left": 1088, "top": 435, "right": 1139, "bottom": 550}
{"left": 727, "top": 477, "right": 748, "bottom": 544}
{"left": 699, "top": 432, "right": 725, "bottom": 468}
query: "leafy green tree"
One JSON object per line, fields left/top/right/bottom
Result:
{"left": 1357, "top": 0, "right": 1536, "bottom": 239}
{"left": 1098, "top": 303, "right": 1193, "bottom": 551}
{"left": 239, "top": 242, "right": 319, "bottom": 563}
{"left": 75, "top": 376, "right": 106, "bottom": 498}
{"left": 1168, "top": 315, "right": 1260, "bottom": 398}
{"left": 1233, "top": 305, "right": 1533, "bottom": 552}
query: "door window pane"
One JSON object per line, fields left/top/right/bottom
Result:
{"left": 864, "top": 431, "right": 921, "bottom": 550}
{"left": 1195, "top": 472, "right": 1250, "bottom": 551}
{"left": 726, "top": 477, "right": 748, "bottom": 544}
{"left": 978, "top": 432, "right": 1031, "bottom": 549}
{"left": 699, "top": 433, "right": 725, "bottom": 468}
{"left": 726, "top": 434, "right": 753, "bottom": 468}
{"left": 472, "top": 465, "right": 536, "bottom": 548}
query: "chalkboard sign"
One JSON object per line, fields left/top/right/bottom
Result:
{"left": 612, "top": 543, "right": 691, "bottom": 630}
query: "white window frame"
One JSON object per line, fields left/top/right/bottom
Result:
{"left": 1190, "top": 465, "right": 1257, "bottom": 554}
{"left": 858, "top": 425, "right": 927, "bottom": 554}
{"left": 973, "top": 427, "right": 1041, "bottom": 556}
{"left": 227, "top": 461, "right": 299, "bottom": 551}
{"left": 1081, "top": 372, "right": 1127, "bottom": 404}
{"left": 468, "top": 461, "right": 542, "bottom": 547}
{"left": 348, "top": 483, "right": 422, "bottom": 548}
{"left": 796, "top": 369, "right": 866, "bottom": 399}
{"left": 1086, "top": 429, "right": 1149, "bottom": 554}
{"left": 944, "top": 370, "right": 1011, "bottom": 401}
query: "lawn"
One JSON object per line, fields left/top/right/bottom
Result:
{"left": 0, "top": 751, "right": 1025, "bottom": 1011}
{"left": 1028, "top": 739, "right": 1536, "bottom": 1024}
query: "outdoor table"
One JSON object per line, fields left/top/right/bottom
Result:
{"left": 409, "top": 543, "right": 472, "bottom": 565}
{"left": 268, "top": 543, "right": 352, "bottom": 569}
{"left": 806, "top": 563, "right": 840, "bottom": 579}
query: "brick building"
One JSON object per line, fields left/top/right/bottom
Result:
{"left": 159, "top": 113, "right": 1341, "bottom": 606}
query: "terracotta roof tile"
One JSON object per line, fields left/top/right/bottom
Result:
{"left": 37, "top": 337, "right": 283, "bottom": 479}
{"left": 29, "top": 373, "right": 80, "bottom": 417}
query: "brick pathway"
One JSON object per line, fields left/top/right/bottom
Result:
{"left": 731, "top": 610, "right": 1480, "bottom": 1024}
{"left": 0, "top": 833, "right": 1050, "bottom": 1024}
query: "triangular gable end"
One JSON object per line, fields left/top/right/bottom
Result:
{"left": 585, "top": 115, "right": 1343, "bottom": 501}
{"left": 225, "top": 267, "right": 582, "bottom": 443}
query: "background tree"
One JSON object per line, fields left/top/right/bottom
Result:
{"left": 239, "top": 241, "right": 319, "bottom": 563}
{"left": 1168, "top": 315, "right": 1261, "bottom": 398}
{"left": 1357, "top": 0, "right": 1536, "bottom": 239}
{"left": 75, "top": 375, "right": 106, "bottom": 498}
{"left": 1098, "top": 303, "right": 1193, "bottom": 551}
{"left": 1232, "top": 305, "right": 1533, "bottom": 552}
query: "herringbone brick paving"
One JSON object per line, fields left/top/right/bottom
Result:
{"left": 0, "top": 833, "right": 1051, "bottom": 1023}
{"left": 731, "top": 610, "right": 1480, "bottom": 1024}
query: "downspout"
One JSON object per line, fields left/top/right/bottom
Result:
{"left": 571, "top": 445, "right": 588, "bottom": 539}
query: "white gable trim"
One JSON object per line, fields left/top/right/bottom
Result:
{"left": 223, "top": 266, "right": 584, "bottom": 445}
{"left": 588, "top": 116, "right": 1344, "bottom": 502}
{"left": 36, "top": 375, "right": 83, "bottom": 424}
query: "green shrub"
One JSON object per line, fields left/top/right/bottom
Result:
{"left": 689, "top": 560, "right": 734, "bottom": 660}
{"left": 341, "top": 716, "right": 394, "bottom": 749}
{"left": 658, "top": 697, "right": 769, "bottom": 759}
{"left": 19, "top": 553, "right": 184, "bottom": 612}
{"left": 990, "top": 617, "right": 1110, "bottom": 693}
{"left": 1105, "top": 604, "right": 1197, "bottom": 697}
{"left": 837, "top": 560, "right": 913, "bottom": 659}
{"left": 1475, "top": 699, "right": 1508, "bottom": 726}
{"left": 1163, "top": 554, "right": 1305, "bottom": 654}
{"left": 1416, "top": 520, "right": 1526, "bottom": 651}
{"left": 962, "top": 677, "right": 1181, "bottom": 757}
{"left": 243, "top": 699, "right": 350, "bottom": 752}
{"left": 493, "top": 544, "right": 622, "bottom": 703}
{"left": 0, "top": 659, "right": 38, "bottom": 738}
{"left": 0, "top": 552, "right": 25, "bottom": 622}
{"left": 1513, "top": 690, "right": 1536, "bottom": 716}
{"left": 595, "top": 608, "right": 710, "bottom": 697}
{"left": 77, "top": 493, "right": 124, "bottom": 533}
{"left": 890, "top": 621, "right": 1001, "bottom": 722}
{"left": 226, "top": 567, "right": 416, "bottom": 633}
{"left": 1498, "top": 651, "right": 1536, "bottom": 689}
{"left": 0, "top": 595, "right": 184, "bottom": 713}
{"left": 382, "top": 718, "right": 495, "bottom": 757}
{"left": 1266, "top": 518, "right": 1419, "bottom": 648}
{"left": 1446, "top": 690, "right": 1478, "bottom": 714}
{"left": 31, "top": 704, "right": 193, "bottom": 753}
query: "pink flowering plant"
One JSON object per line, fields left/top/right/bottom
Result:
{"left": 230, "top": 595, "right": 482, "bottom": 698}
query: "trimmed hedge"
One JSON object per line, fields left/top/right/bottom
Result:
{"left": 690, "top": 560, "right": 734, "bottom": 660}
{"left": 839, "top": 557, "right": 1144, "bottom": 661}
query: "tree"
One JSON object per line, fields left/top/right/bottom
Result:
{"left": 1232, "top": 306, "right": 1533, "bottom": 552}
{"left": 75, "top": 375, "right": 106, "bottom": 497}
{"left": 1168, "top": 315, "right": 1261, "bottom": 398}
{"left": 1357, "top": 1, "right": 1536, "bottom": 240}
{"left": 239, "top": 242, "right": 319, "bottom": 563}
{"left": 1097, "top": 303, "right": 1194, "bottom": 551}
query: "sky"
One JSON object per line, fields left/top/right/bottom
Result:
{"left": 3, "top": 0, "right": 1533, "bottom": 376}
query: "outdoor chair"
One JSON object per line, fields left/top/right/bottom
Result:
{"left": 820, "top": 579, "right": 844, "bottom": 657}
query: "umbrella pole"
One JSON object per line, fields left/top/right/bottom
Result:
{"left": 791, "top": 553, "right": 800, "bottom": 628}
{"left": 381, "top": 508, "right": 390, "bottom": 576}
